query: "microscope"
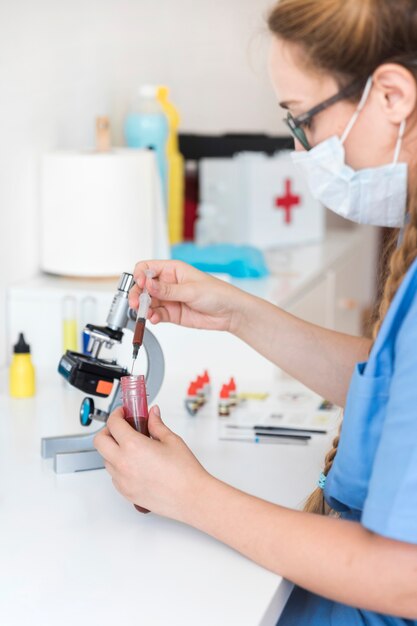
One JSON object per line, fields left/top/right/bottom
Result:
{"left": 41, "top": 272, "right": 165, "bottom": 474}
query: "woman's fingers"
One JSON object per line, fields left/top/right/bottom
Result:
{"left": 133, "top": 260, "right": 158, "bottom": 279}
{"left": 106, "top": 410, "right": 142, "bottom": 447}
{"left": 146, "top": 277, "right": 195, "bottom": 304}
{"left": 133, "top": 260, "right": 171, "bottom": 286}
{"left": 130, "top": 275, "right": 191, "bottom": 307}
{"left": 147, "top": 405, "right": 173, "bottom": 442}
{"left": 128, "top": 283, "right": 162, "bottom": 312}
{"left": 129, "top": 260, "right": 165, "bottom": 309}
{"left": 94, "top": 426, "right": 121, "bottom": 464}
{"left": 149, "top": 305, "right": 175, "bottom": 324}
{"left": 104, "top": 460, "right": 116, "bottom": 476}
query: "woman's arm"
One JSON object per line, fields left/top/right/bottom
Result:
{"left": 95, "top": 410, "right": 417, "bottom": 619}
{"left": 132, "top": 260, "right": 371, "bottom": 407}
{"left": 187, "top": 475, "right": 417, "bottom": 619}
{"left": 233, "top": 292, "right": 372, "bottom": 407}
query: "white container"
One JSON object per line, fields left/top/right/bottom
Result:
{"left": 194, "top": 202, "right": 228, "bottom": 245}
{"left": 40, "top": 148, "right": 169, "bottom": 277}
{"left": 200, "top": 151, "right": 325, "bottom": 249}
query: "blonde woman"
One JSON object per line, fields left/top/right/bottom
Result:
{"left": 95, "top": 1, "right": 417, "bottom": 622}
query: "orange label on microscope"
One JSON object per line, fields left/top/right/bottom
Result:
{"left": 96, "top": 380, "right": 113, "bottom": 395}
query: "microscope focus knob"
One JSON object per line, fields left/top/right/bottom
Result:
{"left": 80, "top": 397, "right": 94, "bottom": 427}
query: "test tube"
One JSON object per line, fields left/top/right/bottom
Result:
{"left": 120, "top": 374, "right": 150, "bottom": 514}
{"left": 80, "top": 296, "right": 97, "bottom": 354}
{"left": 62, "top": 296, "right": 78, "bottom": 353}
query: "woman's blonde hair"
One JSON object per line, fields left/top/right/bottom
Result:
{"left": 267, "top": 0, "right": 417, "bottom": 514}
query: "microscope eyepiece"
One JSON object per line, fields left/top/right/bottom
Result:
{"left": 117, "top": 273, "right": 134, "bottom": 294}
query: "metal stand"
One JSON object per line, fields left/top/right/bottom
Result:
{"left": 41, "top": 324, "right": 165, "bottom": 473}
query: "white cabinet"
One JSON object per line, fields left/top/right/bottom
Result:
{"left": 327, "top": 252, "right": 363, "bottom": 335}
{"left": 285, "top": 231, "right": 374, "bottom": 336}
{"left": 285, "top": 277, "right": 330, "bottom": 328}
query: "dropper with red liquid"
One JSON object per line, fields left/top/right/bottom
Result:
{"left": 131, "top": 270, "right": 154, "bottom": 374}
{"left": 120, "top": 374, "right": 150, "bottom": 513}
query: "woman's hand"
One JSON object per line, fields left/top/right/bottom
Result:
{"left": 129, "top": 259, "right": 248, "bottom": 334}
{"left": 93, "top": 405, "right": 212, "bottom": 522}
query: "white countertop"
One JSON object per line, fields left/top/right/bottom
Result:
{"left": 0, "top": 370, "right": 337, "bottom": 626}
{"left": 2, "top": 228, "right": 359, "bottom": 624}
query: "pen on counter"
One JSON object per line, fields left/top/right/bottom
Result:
{"left": 220, "top": 433, "right": 310, "bottom": 445}
{"left": 225, "top": 424, "right": 327, "bottom": 435}
{"left": 254, "top": 431, "right": 311, "bottom": 441}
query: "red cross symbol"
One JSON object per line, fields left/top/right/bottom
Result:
{"left": 275, "top": 179, "right": 301, "bottom": 224}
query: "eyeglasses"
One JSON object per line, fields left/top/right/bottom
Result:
{"left": 283, "top": 78, "right": 366, "bottom": 151}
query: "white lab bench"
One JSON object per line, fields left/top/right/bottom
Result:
{"left": 0, "top": 227, "right": 377, "bottom": 625}
{"left": 0, "top": 370, "right": 337, "bottom": 626}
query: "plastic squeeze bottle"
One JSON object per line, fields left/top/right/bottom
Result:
{"left": 156, "top": 86, "right": 185, "bottom": 244}
{"left": 9, "top": 333, "right": 36, "bottom": 398}
{"left": 124, "top": 84, "right": 169, "bottom": 204}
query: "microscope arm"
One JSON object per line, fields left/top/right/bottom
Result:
{"left": 108, "top": 321, "right": 165, "bottom": 414}
{"left": 41, "top": 324, "right": 165, "bottom": 473}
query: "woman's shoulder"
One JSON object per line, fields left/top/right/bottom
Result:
{"left": 394, "top": 255, "right": 417, "bottom": 319}
{"left": 383, "top": 255, "right": 417, "bottom": 322}
{"left": 368, "top": 255, "right": 417, "bottom": 361}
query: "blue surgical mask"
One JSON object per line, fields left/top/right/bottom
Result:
{"left": 291, "top": 77, "right": 408, "bottom": 228}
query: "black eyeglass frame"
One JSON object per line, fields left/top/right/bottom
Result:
{"left": 282, "top": 57, "right": 417, "bottom": 150}
{"left": 283, "top": 78, "right": 366, "bottom": 151}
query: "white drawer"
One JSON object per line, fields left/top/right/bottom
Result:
{"left": 286, "top": 276, "right": 331, "bottom": 327}
{"left": 326, "top": 253, "right": 363, "bottom": 336}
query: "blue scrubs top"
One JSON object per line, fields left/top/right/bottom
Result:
{"left": 278, "top": 256, "right": 417, "bottom": 625}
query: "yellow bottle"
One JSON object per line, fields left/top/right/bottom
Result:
{"left": 9, "top": 333, "right": 36, "bottom": 398}
{"left": 157, "top": 86, "right": 184, "bottom": 244}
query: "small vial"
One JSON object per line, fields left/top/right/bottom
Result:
{"left": 185, "top": 382, "right": 199, "bottom": 416}
{"left": 228, "top": 377, "right": 237, "bottom": 407}
{"left": 120, "top": 374, "right": 150, "bottom": 513}
{"left": 218, "top": 384, "right": 231, "bottom": 417}
{"left": 202, "top": 370, "right": 211, "bottom": 397}
{"left": 196, "top": 376, "right": 206, "bottom": 407}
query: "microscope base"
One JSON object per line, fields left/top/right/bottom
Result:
{"left": 43, "top": 308, "right": 165, "bottom": 474}
{"left": 41, "top": 429, "right": 105, "bottom": 473}
{"left": 41, "top": 430, "right": 98, "bottom": 457}
{"left": 54, "top": 449, "right": 104, "bottom": 473}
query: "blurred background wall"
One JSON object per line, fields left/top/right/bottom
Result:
{"left": 0, "top": 0, "right": 284, "bottom": 364}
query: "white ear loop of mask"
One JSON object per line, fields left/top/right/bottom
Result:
{"left": 393, "top": 119, "right": 406, "bottom": 164}
{"left": 340, "top": 75, "right": 406, "bottom": 164}
{"left": 340, "top": 76, "right": 374, "bottom": 144}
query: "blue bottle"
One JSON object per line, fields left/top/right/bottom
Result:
{"left": 124, "top": 84, "right": 169, "bottom": 205}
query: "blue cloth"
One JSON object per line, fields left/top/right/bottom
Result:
{"left": 278, "top": 586, "right": 416, "bottom": 625}
{"left": 171, "top": 243, "right": 269, "bottom": 278}
{"left": 278, "top": 256, "right": 417, "bottom": 626}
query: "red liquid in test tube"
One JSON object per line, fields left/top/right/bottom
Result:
{"left": 120, "top": 374, "right": 150, "bottom": 514}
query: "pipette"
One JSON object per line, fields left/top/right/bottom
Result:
{"left": 131, "top": 270, "right": 154, "bottom": 374}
